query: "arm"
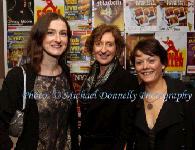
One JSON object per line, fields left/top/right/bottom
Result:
{"left": 188, "top": 88, "right": 195, "bottom": 149}
{"left": 0, "top": 67, "right": 23, "bottom": 149}
{"left": 117, "top": 73, "right": 138, "bottom": 150}
{"left": 63, "top": 64, "right": 80, "bottom": 150}
{"left": 69, "top": 98, "right": 79, "bottom": 150}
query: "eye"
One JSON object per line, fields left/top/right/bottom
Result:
{"left": 47, "top": 31, "right": 54, "bottom": 35}
{"left": 135, "top": 60, "right": 143, "bottom": 65}
{"left": 94, "top": 41, "right": 102, "bottom": 47}
{"left": 60, "top": 31, "right": 67, "bottom": 37}
{"left": 148, "top": 59, "right": 156, "bottom": 64}
{"left": 106, "top": 42, "right": 114, "bottom": 47}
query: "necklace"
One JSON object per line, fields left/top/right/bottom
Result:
{"left": 144, "top": 88, "right": 167, "bottom": 110}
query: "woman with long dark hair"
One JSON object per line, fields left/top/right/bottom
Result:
{"left": 0, "top": 12, "right": 78, "bottom": 150}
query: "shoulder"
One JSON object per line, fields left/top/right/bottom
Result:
{"left": 60, "top": 63, "right": 70, "bottom": 76}
{"left": 2, "top": 66, "right": 25, "bottom": 96}
{"left": 164, "top": 76, "right": 185, "bottom": 90}
{"left": 0, "top": 67, "right": 24, "bottom": 110}
{"left": 58, "top": 59, "right": 70, "bottom": 73}
{"left": 111, "top": 65, "right": 139, "bottom": 88}
{"left": 5, "top": 66, "right": 23, "bottom": 81}
{"left": 114, "top": 65, "right": 131, "bottom": 77}
{"left": 165, "top": 76, "right": 194, "bottom": 102}
{"left": 4, "top": 64, "right": 37, "bottom": 90}
{"left": 119, "top": 65, "right": 138, "bottom": 82}
{"left": 59, "top": 63, "right": 74, "bottom": 90}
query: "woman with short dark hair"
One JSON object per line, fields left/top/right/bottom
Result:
{"left": 127, "top": 38, "right": 195, "bottom": 150}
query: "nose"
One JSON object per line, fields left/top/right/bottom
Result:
{"left": 100, "top": 44, "right": 107, "bottom": 53}
{"left": 55, "top": 33, "right": 61, "bottom": 42}
{"left": 143, "top": 60, "right": 149, "bottom": 69}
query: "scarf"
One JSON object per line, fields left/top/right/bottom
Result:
{"left": 81, "top": 59, "right": 119, "bottom": 93}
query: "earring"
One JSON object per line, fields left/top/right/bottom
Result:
{"left": 162, "top": 66, "right": 166, "bottom": 76}
{"left": 115, "top": 54, "right": 120, "bottom": 59}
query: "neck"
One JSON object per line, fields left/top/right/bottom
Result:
{"left": 145, "top": 77, "right": 166, "bottom": 93}
{"left": 40, "top": 56, "right": 61, "bottom": 76}
{"left": 99, "top": 65, "right": 109, "bottom": 77}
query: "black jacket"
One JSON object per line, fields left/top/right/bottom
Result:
{"left": 80, "top": 64, "right": 138, "bottom": 150}
{"left": 0, "top": 63, "right": 79, "bottom": 150}
{"left": 127, "top": 76, "right": 195, "bottom": 150}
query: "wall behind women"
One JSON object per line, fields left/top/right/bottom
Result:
{"left": 0, "top": 0, "right": 4, "bottom": 77}
{"left": 0, "top": 0, "right": 5, "bottom": 88}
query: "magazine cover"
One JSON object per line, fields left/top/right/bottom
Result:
{"left": 187, "top": 32, "right": 195, "bottom": 74}
{"left": 156, "top": 0, "right": 194, "bottom": 31}
{"left": 64, "top": 0, "right": 79, "bottom": 20}
{"left": 65, "top": 0, "right": 92, "bottom": 30}
{"left": 34, "top": 0, "right": 64, "bottom": 22}
{"left": 70, "top": 71, "right": 89, "bottom": 129}
{"left": 155, "top": 31, "right": 187, "bottom": 73}
{"left": 69, "top": 61, "right": 90, "bottom": 93}
{"left": 66, "top": 30, "right": 91, "bottom": 62}
{"left": 78, "top": 0, "right": 92, "bottom": 20}
{"left": 7, "top": 31, "right": 29, "bottom": 69}
{"left": 68, "top": 20, "right": 92, "bottom": 31}
{"left": 194, "top": 0, "right": 195, "bottom": 30}
{"left": 69, "top": 60, "right": 90, "bottom": 128}
{"left": 125, "top": 0, "right": 157, "bottom": 33}
{"left": 93, "top": 0, "right": 124, "bottom": 31}
{"left": 7, "top": 0, "right": 34, "bottom": 26}
{"left": 64, "top": 0, "right": 92, "bottom": 21}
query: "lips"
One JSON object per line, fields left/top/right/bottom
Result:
{"left": 141, "top": 71, "right": 154, "bottom": 76}
{"left": 99, "top": 53, "right": 110, "bottom": 59}
{"left": 51, "top": 44, "right": 61, "bottom": 48}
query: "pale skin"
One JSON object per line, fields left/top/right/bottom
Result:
{"left": 93, "top": 32, "right": 117, "bottom": 76}
{"left": 135, "top": 50, "right": 167, "bottom": 129}
{"left": 39, "top": 19, "right": 68, "bottom": 76}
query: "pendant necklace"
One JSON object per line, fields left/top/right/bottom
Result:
{"left": 145, "top": 98, "right": 158, "bottom": 110}
{"left": 147, "top": 103, "right": 154, "bottom": 110}
{"left": 144, "top": 88, "right": 167, "bottom": 110}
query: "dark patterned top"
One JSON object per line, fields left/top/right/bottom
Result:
{"left": 34, "top": 72, "right": 72, "bottom": 150}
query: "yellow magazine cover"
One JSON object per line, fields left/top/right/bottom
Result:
{"left": 155, "top": 31, "right": 187, "bottom": 73}
{"left": 34, "top": 0, "right": 65, "bottom": 22}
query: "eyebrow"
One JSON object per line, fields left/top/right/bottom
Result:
{"left": 95, "top": 40, "right": 115, "bottom": 43}
{"left": 47, "top": 28, "right": 67, "bottom": 31}
{"left": 135, "top": 55, "right": 155, "bottom": 59}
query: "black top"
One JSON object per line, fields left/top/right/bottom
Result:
{"left": 80, "top": 64, "right": 138, "bottom": 150}
{"left": 127, "top": 76, "right": 195, "bottom": 150}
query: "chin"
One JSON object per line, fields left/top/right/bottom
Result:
{"left": 97, "top": 59, "right": 113, "bottom": 65}
{"left": 52, "top": 50, "right": 65, "bottom": 56}
{"left": 98, "top": 61, "right": 111, "bottom": 66}
{"left": 140, "top": 77, "right": 155, "bottom": 83}
{"left": 143, "top": 80, "right": 154, "bottom": 84}
{"left": 48, "top": 52, "right": 64, "bottom": 58}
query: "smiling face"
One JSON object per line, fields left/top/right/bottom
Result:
{"left": 135, "top": 50, "right": 165, "bottom": 84}
{"left": 42, "top": 19, "right": 68, "bottom": 58}
{"left": 93, "top": 32, "right": 116, "bottom": 66}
